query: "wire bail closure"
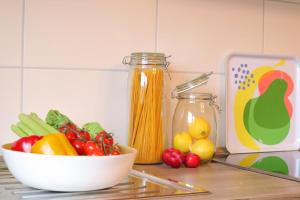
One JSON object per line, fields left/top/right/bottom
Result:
{"left": 123, "top": 53, "right": 171, "bottom": 80}
{"left": 122, "top": 56, "right": 131, "bottom": 65}
{"left": 171, "top": 72, "right": 213, "bottom": 98}
{"left": 209, "top": 95, "right": 222, "bottom": 113}
{"left": 164, "top": 59, "right": 171, "bottom": 80}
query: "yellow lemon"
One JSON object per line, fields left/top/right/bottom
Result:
{"left": 190, "top": 138, "right": 215, "bottom": 161}
{"left": 173, "top": 132, "right": 193, "bottom": 153}
{"left": 188, "top": 117, "right": 211, "bottom": 139}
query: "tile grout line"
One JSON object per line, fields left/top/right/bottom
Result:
{"left": 20, "top": 0, "right": 26, "bottom": 113}
{"left": 21, "top": 66, "right": 129, "bottom": 72}
{"left": 262, "top": 0, "right": 265, "bottom": 53}
{"left": 0, "top": 66, "right": 21, "bottom": 69}
{"left": 168, "top": 71, "right": 224, "bottom": 75}
{"left": 0, "top": 65, "right": 225, "bottom": 75}
{"left": 154, "top": 0, "right": 159, "bottom": 52}
{"left": 267, "top": 0, "right": 300, "bottom": 5}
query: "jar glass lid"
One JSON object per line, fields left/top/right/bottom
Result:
{"left": 172, "top": 72, "right": 213, "bottom": 98}
{"left": 176, "top": 92, "right": 213, "bottom": 100}
{"left": 123, "top": 52, "right": 167, "bottom": 66}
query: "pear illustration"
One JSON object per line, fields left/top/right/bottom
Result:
{"left": 244, "top": 79, "right": 290, "bottom": 145}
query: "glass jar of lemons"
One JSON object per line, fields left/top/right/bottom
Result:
{"left": 172, "top": 72, "right": 221, "bottom": 162}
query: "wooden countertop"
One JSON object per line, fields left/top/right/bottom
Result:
{"left": 133, "top": 162, "right": 300, "bottom": 200}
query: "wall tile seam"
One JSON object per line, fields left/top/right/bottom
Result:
{"left": 262, "top": 0, "right": 265, "bottom": 53}
{"left": 0, "top": 66, "right": 22, "bottom": 69}
{"left": 21, "top": 66, "right": 129, "bottom": 72}
{"left": 18, "top": 65, "right": 225, "bottom": 71}
{"left": 20, "top": 0, "right": 26, "bottom": 113}
{"left": 155, "top": 0, "right": 158, "bottom": 51}
{"left": 266, "top": 0, "right": 300, "bottom": 5}
{"left": 6, "top": 66, "right": 225, "bottom": 75}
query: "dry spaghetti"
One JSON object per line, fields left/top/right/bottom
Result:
{"left": 128, "top": 67, "right": 164, "bottom": 164}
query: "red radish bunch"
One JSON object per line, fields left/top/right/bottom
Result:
{"left": 184, "top": 152, "right": 201, "bottom": 168}
{"left": 162, "top": 148, "right": 201, "bottom": 168}
{"left": 162, "top": 148, "right": 185, "bottom": 168}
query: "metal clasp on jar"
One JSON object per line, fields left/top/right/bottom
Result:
{"left": 209, "top": 95, "right": 222, "bottom": 113}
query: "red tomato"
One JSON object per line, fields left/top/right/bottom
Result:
{"left": 84, "top": 141, "right": 104, "bottom": 156}
{"left": 97, "top": 141, "right": 104, "bottom": 151}
{"left": 95, "top": 134, "right": 102, "bottom": 143}
{"left": 104, "top": 144, "right": 112, "bottom": 155}
{"left": 112, "top": 150, "right": 120, "bottom": 155}
{"left": 66, "top": 123, "right": 78, "bottom": 131}
{"left": 11, "top": 135, "right": 43, "bottom": 153}
{"left": 94, "top": 132, "right": 115, "bottom": 155}
{"left": 79, "top": 131, "right": 90, "bottom": 141}
{"left": 65, "top": 131, "right": 78, "bottom": 142}
{"left": 103, "top": 135, "right": 113, "bottom": 146}
{"left": 99, "top": 131, "right": 107, "bottom": 135}
{"left": 71, "top": 139, "right": 86, "bottom": 155}
{"left": 95, "top": 132, "right": 106, "bottom": 142}
{"left": 111, "top": 145, "right": 121, "bottom": 155}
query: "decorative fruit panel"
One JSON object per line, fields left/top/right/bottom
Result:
{"left": 225, "top": 53, "right": 300, "bottom": 153}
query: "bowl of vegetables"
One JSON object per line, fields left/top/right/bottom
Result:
{"left": 1, "top": 110, "right": 137, "bottom": 192}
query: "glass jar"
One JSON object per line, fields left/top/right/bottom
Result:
{"left": 123, "top": 52, "right": 169, "bottom": 164}
{"left": 172, "top": 73, "right": 221, "bottom": 162}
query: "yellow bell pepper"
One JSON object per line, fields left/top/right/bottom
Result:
{"left": 31, "top": 133, "right": 78, "bottom": 156}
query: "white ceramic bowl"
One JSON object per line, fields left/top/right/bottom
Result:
{"left": 1, "top": 144, "right": 136, "bottom": 192}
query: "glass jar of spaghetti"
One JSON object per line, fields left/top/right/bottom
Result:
{"left": 123, "top": 52, "right": 169, "bottom": 164}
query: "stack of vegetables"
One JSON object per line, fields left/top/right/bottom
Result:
{"left": 10, "top": 110, "right": 120, "bottom": 156}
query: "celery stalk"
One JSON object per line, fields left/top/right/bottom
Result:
{"left": 19, "top": 113, "right": 49, "bottom": 136}
{"left": 29, "top": 113, "right": 57, "bottom": 133}
{"left": 17, "top": 122, "right": 34, "bottom": 135}
{"left": 11, "top": 124, "right": 27, "bottom": 137}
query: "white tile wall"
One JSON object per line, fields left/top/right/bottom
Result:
{"left": 0, "top": 69, "right": 22, "bottom": 145}
{"left": 264, "top": 0, "right": 300, "bottom": 57}
{"left": 0, "top": 0, "right": 299, "bottom": 148}
{"left": 0, "top": 0, "right": 22, "bottom": 66}
{"left": 22, "top": 69, "right": 128, "bottom": 145}
{"left": 157, "top": 0, "right": 263, "bottom": 73}
{"left": 23, "top": 0, "right": 156, "bottom": 69}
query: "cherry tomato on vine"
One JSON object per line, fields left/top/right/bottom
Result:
{"left": 79, "top": 131, "right": 90, "bottom": 141}
{"left": 95, "top": 131, "right": 108, "bottom": 142}
{"left": 104, "top": 145, "right": 112, "bottom": 155}
{"left": 99, "top": 131, "right": 107, "bottom": 135}
{"left": 65, "top": 131, "right": 78, "bottom": 142}
{"left": 84, "top": 141, "right": 104, "bottom": 156}
{"left": 95, "top": 134, "right": 103, "bottom": 143}
{"left": 71, "top": 139, "right": 86, "bottom": 155}
{"left": 112, "top": 150, "right": 120, "bottom": 155}
{"left": 112, "top": 146, "right": 121, "bottom": 155}
{"left": 103, "top": 135, "right": 114, "bottom": 146}
{"left": 65, "top": 123, "right": 78, "bottom": 131}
